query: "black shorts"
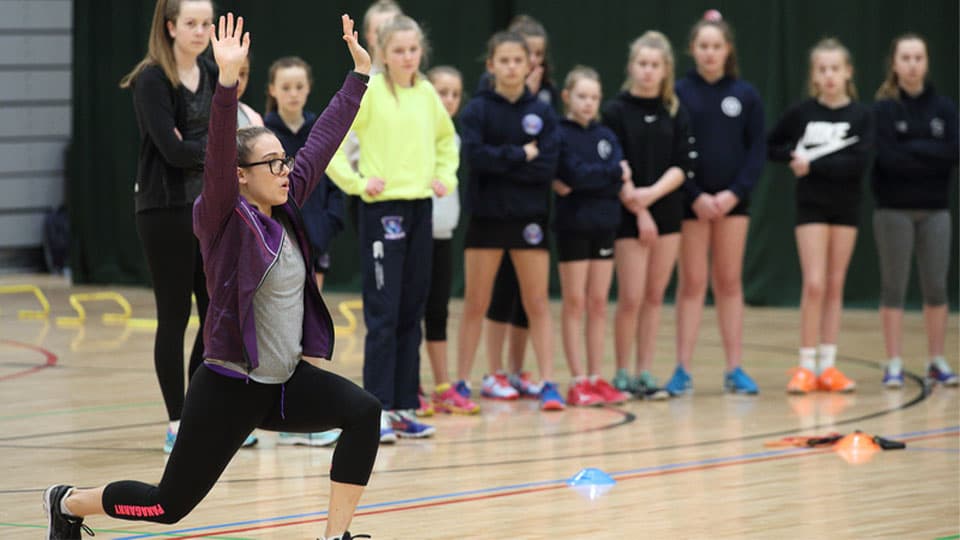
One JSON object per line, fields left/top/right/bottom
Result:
{"left": 683, "top": 195, "right": 750, "bottom": 220}
{"left": 556, "top": 230, "right": 616, "bottom": 262}
{"left": 464, "top": 218, "right": 550, "bottom": 250}
{"left": 618, "top": 197, "right": 683, "bottom": 239}
{"left": 796, "top": 202, "right": 860, "bottom": 227}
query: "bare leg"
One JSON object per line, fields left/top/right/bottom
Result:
{"left": 63, "top": 486, "right": 106, "bottom": 517}
{"left": 795, "top": 224, "right": 829, "bottom": 349}
{"left": 880, "top": 307, "right": 903, "bottom": 359}
{"left": 614, "top": 238, "right": 648, "bottom": 372}
{"left": 426, "top": 341, "right": 449, "bottom": 386}
{"left": 820, "top": 226, "right": 857, "bottom": 345}
{"left": 924, "top": 304, "right": 948, "bottom": 357}
{"left": 510, "top": 249, "right": 555, "bottom": 381}
{"left": 675, "top": 220, "right": 711, "bottom": 370}
{"left": 324, "top": 481, "right": 364, "bottom": 538}
{"left": 710, "top": 216, "right": 749, "bottom": 370}
{"left": 585, "top": 259, "right": 615, "bottom": 376}
{"left": 456, "top": 249, "right": 504, "bottom": 381}
{"left": 559, "top": 260, "right": 590, "bottom": 378}
{"left": 506, "top": 326, "right": 529, "bottom": 374}
{"left": 636, "top": 234, "right": 681, "bottom": 373}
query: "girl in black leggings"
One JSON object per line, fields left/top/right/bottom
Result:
{"left": 43, "top": 14, "right": 378, "bottom": 540}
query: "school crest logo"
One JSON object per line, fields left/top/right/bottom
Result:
{"left": 381, "top": 216, "right": 405, "bottom": 240}
{"left": 597, "top": 139, "right": 612, "bottom": 159}
{"left": 721, "top": 96, "right": 742, "bottom": 117}
{"left": 931, "top": 118, "right": 945, "bottom": 138}
{"left": 522, "top": 223, "right": 544, "bottom": 245}
{"left": 522, "top": 113, "right": 544, "bottom": 135}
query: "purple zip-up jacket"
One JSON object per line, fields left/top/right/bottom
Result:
{"left": 193, "top": 74, "right": 366, "bottom": 379}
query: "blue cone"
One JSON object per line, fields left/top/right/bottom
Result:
{"left": 567, "top": 467, "right": 616, "bottom": 487}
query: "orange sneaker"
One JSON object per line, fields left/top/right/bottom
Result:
{"left": 786, "top": 367, "right": 817, "bottom": 394}
{"left": 818, "top": 366, "right": 856, "bottom": 393}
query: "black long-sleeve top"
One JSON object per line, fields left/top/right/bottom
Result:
{"left": 131, "top": 58, "right": 217, "bottom": 212}
{"left": 767, "top": 98, "right": 874, "bottom": 208}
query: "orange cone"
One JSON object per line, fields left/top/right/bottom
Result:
{"left": 834, "top": 431, "right": 880, "bottom": 464}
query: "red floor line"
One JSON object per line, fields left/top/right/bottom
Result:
{"left": 0, "top": 339, "right": 57, "bottom": 382}
{"left": 165, "top": 432, "right": 960, "bottom": 538}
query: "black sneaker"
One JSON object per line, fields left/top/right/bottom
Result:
{"left": 42, "top": 484, "right": 94, "bottom": 539}
{"left": 317, "top": 532, "right": 371, "bottom": 540}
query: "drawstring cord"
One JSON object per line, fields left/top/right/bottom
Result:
{"left": 280, "top": 383, "right": 287, "bottom": 420}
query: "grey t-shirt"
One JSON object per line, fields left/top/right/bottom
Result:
{"left": 248, "top": 214, "right": 306, "bottom": 383}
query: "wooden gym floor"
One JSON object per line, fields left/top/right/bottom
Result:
{"left": 0, "top": 274, "right": 957, "bottom": 539}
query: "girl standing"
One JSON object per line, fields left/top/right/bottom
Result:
{"left": 44, "top": 15, "right": 378, "bottom": 540}
{"left": 670, "top": 12, "right": 765, "bottom": 396}
{"left": 768, "top": 38, "right": 874, "bottom": 393}
{"left": 421, "top": 66, "right": 481, "bottom": 414}
{"left": 120, "top": 0, "right": 236, "bottom": 452}
{"left": 264, "top": 57, "right": 345, "bottom": 293}
{"left": 602, "top": 31, "right": 694, "bottom": 400}
{"left": 872, "top": 34, "right": 957, "bottom": 388}
{"left": 456, "top": 31, "right": 565, "bottom": 411}
{"left": 478, "top": 15, "right": 558, "bottom": 401}
{"left": 327, "top": 15, "right": 458, "bottom": 441}
{"left": 554, "top": 66, "right": 631, "bottom": 406}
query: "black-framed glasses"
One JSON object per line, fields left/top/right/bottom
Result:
{"left": 238, "top": 155, "right": 294, "bottom": 175}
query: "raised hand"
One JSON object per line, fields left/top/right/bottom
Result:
{"left": 210, "top": 13, "right": 250, "bottom": 87}
{"left": 342, "top": 14, "right": 371, "bottom": 75}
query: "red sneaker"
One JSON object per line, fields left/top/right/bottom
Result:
{"left": 590, "top": 377, "right": 631, "bottom": 404}
{"left": 566, "top": 379, "right": 604, "bottom": 407}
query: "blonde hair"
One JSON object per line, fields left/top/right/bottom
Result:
{"left": 807, "top": 37, "right": 858, "bottom": 99}
{"left": 876, "top": 33, "right": 928, "bottom": 100}
{"left": 688, "top": 16, "right": 739, "bottom": 79}
{"left": 427, "top": 65, "right": 462, "bottom": 83}
{"left": 623, "top": 31, "right": 679, "bottom": 116}
{"left": 120, "top": 0, "right": 212, "bottom": 88}
{"left": 363, "top": 0, "right": 402, "bottom": 39}
{"left": 563, "top": 65, "right": 602, "bottom": 120}
{"left": 377, "top": 15, "right": 429, "bottom": 99}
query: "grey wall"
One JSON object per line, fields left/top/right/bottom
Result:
{"left": 0, "top": 0, "right": 70, "bottom": 254}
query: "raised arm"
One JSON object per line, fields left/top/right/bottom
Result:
{"left": 192, "top": 13, "right": 250, "bottom": 243}
{"left": 291, "top": 14, "right": 371, "bottom": 205}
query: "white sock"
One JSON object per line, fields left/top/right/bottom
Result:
{"left": 932, "top": 356, "right": 952, "bottom": 373}
{"left": 588, "top": 374, "right": 599, "bottom": 384}
{"left": 572, "top": 375, "right": 587, "bottom": 384}
{"left": 818, "top": 344, "right": 837, "bottom": 372}
{"left": 169, "top": 420, "right": 181, "bottom": 435}
{"left": 887, "top": 357, "right": 903, "bottom": 375}
{"left": 799, "top": 348, "right": 817, "bottom": 372}
{"left": 60, "top": 487, "right": 77, "bottom": 518}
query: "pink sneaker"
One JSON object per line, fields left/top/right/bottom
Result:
{"left": 432, "top": 384, "right": 480, "bottom": 415}
{"left": 415, "top": 392, "right": 435, "bottom": 417}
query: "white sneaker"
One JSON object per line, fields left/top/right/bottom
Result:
{"left": 481, "top": 372, "right": 519, "bottom": 400}
{"left": 278, "top": 430, "right": 341, "bottom": 447}
{"left": 380, "top": 410, "right": 397, "bottom": 444}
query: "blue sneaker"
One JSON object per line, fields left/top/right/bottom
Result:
{"left": 664, "top": 365, "right": 693, "bottom": 396}
{"left": 163, "top": 427, "right": 176, "bottom": 454}
{"left": 882, "top": 368, "right": 904, "bottom": 388}
{"left": 380, "top": 410, "right": 397, "bottom": 444}
{"left": 389, "top": 410, "right": 436, "bottom": 438}
{"left": 455, "top": 379, "right": 473, "bottom": 399}
{"left": 928, "top": 363, "right": 959, "bottom": 386}
{"left": 539, "top": 381, "right": 566, "bottom": 411}
{"left": 724, "top": 366, "right": 759, "bottom": 395}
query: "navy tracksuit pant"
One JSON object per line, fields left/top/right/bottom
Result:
{"left": 358, "top": 198, "right": 433, "bottom": 410}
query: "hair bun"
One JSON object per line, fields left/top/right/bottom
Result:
{"left": 703, "top": 9, "right": 723, "bottom": 22}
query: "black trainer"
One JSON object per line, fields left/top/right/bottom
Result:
{"left": 42, "top": 484, "right": 94, "bottom": 539}
{"left": 317, "top": 532, "right": 371, "bottom": 540}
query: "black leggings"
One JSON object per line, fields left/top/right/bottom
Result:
{"left": 486, "top": 256, "right": 528, "bottom": 328}
{"left": 102, "top": 362, "right": 381, "bottom": 524}
{"left": 136, "top": 207, "right": 209, "bottom": 421}
{"left": 424, "top": 239, "right": 452, "bottom": 341}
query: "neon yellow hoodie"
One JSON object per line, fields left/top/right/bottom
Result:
{"left": 326, "top": 73, "right": 458, "bottom": 202}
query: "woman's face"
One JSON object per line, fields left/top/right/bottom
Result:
{"left": 268, "top": 66, "right": 311, "bottom": 116}
{"left": 691, "top": 26, "right": 729, "bottom": 76}
{"left": 893, "top": 38, "right": 928, "bottom": 89}
{"left": 238, "top": 134, "right": 292, "bottom": 209}
{"left": 166, "top": 0, "right": 213, "bottom": 58}
{"left": 431, "top": 73, "right": 463, "bottom": 117}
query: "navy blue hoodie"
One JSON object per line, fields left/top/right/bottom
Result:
{"left": 675, "top": 70, "right": 766, "bottom": 200}
{"left": 459, "top": 88, "right": 560, "bottom": 221}
{"left": 554, "top": 118, "right": 624, "bottom": 232}
{"left": 264, "top": 111, "right": 345, "bottom": 253}
{"left": 872, "top": 85, "right": 958, "bottom": 210}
